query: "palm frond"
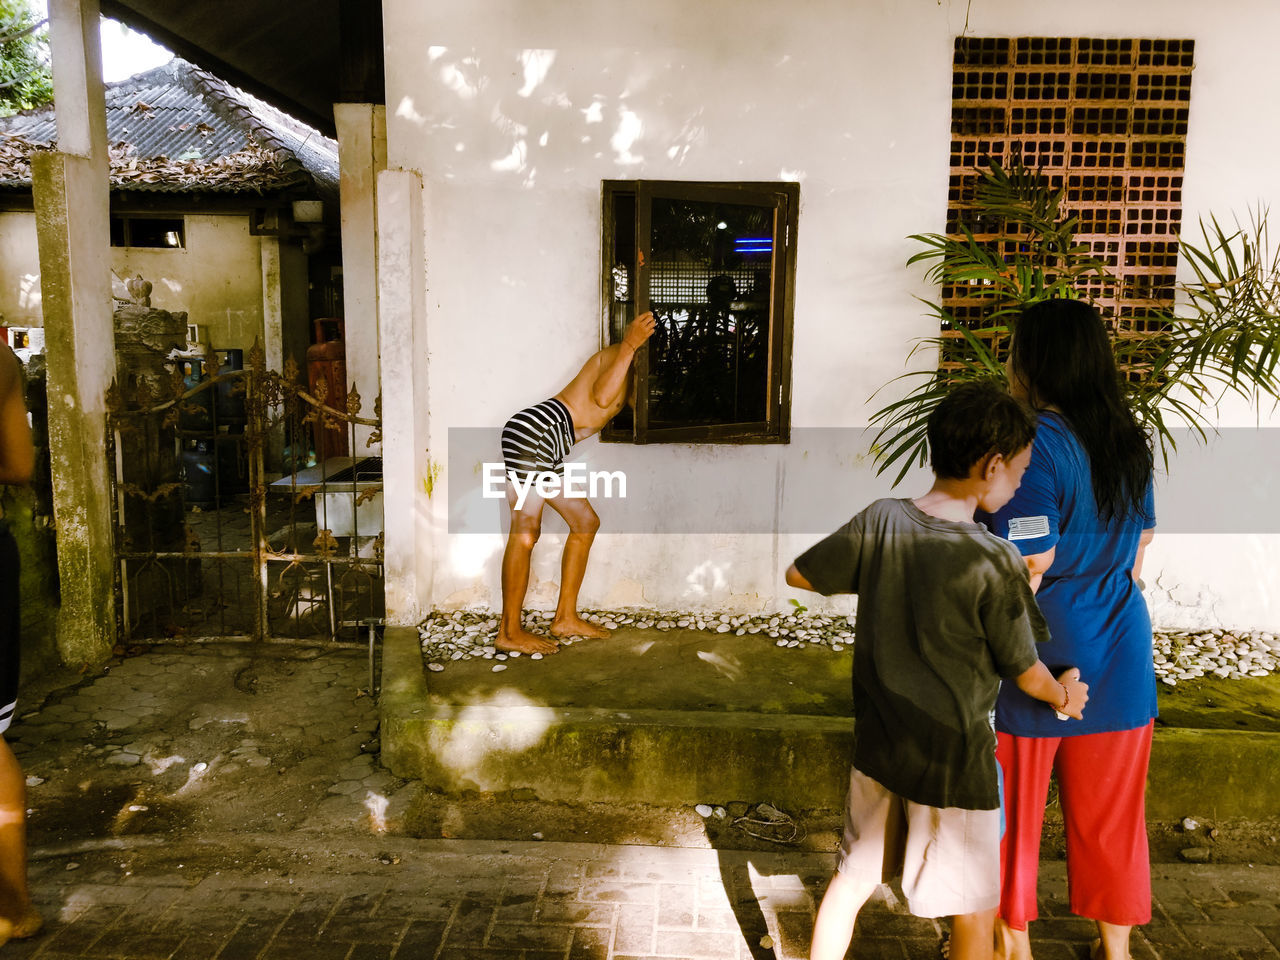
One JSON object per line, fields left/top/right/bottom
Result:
{"left": 872, "top": 163, "right": 1280, "bottom": 484}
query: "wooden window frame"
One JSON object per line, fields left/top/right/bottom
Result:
{"left": 600, "top": 179, "right": 798, "bottom": 445}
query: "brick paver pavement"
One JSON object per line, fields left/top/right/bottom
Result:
{"left": 2, "top": 835, "right": 1275, "bottom": 959}
{"left": 3, "top": 644, "right": 1276, "bottom": 959}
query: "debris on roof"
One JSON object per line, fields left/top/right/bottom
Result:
{"left": 0, "top": 58, "right": 336, "bottom": 196}
{"left": 0, "top": 131, "right": 308, "bottom": 193}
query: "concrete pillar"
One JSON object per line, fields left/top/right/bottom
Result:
{"left": 335, "top": 103, "right": 387, "bottom": 449}
{"left": 32, "top": 0, "right": 114, "bottom": 666}
{"left": 260, "top": 238, "right": 284, "bottom": 373}
{"left": 376, "top": 169, "right": 427, "bottom": 625}
{"left": 259, "top": 237, "right": 286, "bottom": 473}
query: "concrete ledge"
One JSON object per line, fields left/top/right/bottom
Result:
{"left": 387, "top": 702, "right": 852, "bottom": 809}
{"left": 381, "top": 625, "right": 1280, "bottom": 817}
{"left": 1145, "top": 727, "right": 1280, "bottom": 820}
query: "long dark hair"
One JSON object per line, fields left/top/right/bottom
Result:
{"left": 1010, "top": 299, "right": 1153, "bottom": 522}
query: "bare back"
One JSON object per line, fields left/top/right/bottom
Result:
{"left": 554, "top": 344, "right": 630, "bottom": 440}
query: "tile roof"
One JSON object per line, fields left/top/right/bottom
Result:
{"left": 0, "top": 57, "right": 337, "bottom": 196}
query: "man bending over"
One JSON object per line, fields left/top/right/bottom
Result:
{"left": 497, "top": 312, "right": 656, "bottom": 654}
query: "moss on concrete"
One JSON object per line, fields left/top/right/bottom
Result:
{"left": 1155, "top": 672, "right": 1280, "bottom": 732}
{"left": 382, "top": 625, "right": 1280, "bottom": 819}
{"left": 31, "top": 149, "right": 115, "bottom": 668}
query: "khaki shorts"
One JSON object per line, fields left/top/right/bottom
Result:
{"left": 836, "top": 765, "right": 1000, "bottom": 919}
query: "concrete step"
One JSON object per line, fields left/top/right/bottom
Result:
{"left": 380, "top": 625, "right": 1280, "bottom": 820}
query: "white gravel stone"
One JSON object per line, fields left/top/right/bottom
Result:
{"left": 419, "top": 612, "right": 1277, "bottom": 680}
{"left": 492, "top": 664, "right": 507, "bottom": 673}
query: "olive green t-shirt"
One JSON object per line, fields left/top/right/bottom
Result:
{"left": 795, "top": 498, "right": 1046, "bottom": 809}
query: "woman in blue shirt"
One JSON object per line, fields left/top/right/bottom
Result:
{"left": 982, "top": 299, "right": 1156, "bottom": 960}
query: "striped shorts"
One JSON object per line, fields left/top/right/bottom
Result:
{"left": 500, "top": 398, "right": 576, "bottom": 481}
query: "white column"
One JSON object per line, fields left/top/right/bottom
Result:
{"left": 376, "top": 169, "right": 428, "bottom": 625}
{"left": 335, "top": 103, "right": 386, "bottom": 449}
{"left": 260, "top": 237, "right": 284, "bottom": 372}
{"left": 259, "top": 237, "right": 286, "bottom": 473}
{"left": 33, "top": 0, "right": 114, "bottom": 665}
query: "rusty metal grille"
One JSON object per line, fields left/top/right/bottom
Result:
{"left": 107, "top": 345, "right": 384, "bottom": 645}
{"left": 947, "top": 37, "right": 1194, "bottom": 354}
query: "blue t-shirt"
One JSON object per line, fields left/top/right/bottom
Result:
{"left": 980, "top": 412, "right": 1157, "bottom": 737}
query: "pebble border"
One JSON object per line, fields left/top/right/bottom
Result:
{"left": 419, "top": 610, "right": 1279, "bottom": 682}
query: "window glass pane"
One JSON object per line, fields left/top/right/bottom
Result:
{"left": 607, "top": 190, "right": 636, "bottom": 433}
{"left": 609, "top": 191, "right": 636, "bottom": 340}
{"left": 647, "top": 197, "right": 773, "bottom": 428}
{"left": 118, "top": 217, "right": 185, "bottom": 248}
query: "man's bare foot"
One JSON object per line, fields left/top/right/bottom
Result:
{"left": 9, "top": 907, "right": 42, "bottom": 940}
{"left": 550, "top": 615, "right": 610, "bottom": 640}
{"left": 495, "top": 628, "right": 559, "bottom": 655}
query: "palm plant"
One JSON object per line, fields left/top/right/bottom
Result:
{"left": 869, "top": 159, "right": 1280, "bottom": 484}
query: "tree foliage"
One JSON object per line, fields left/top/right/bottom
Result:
{"left": 869, "top": 159, "right": 1280, "bottom": 485}
{"left": 0, "top": 0, "right": 52, "bottom": 117}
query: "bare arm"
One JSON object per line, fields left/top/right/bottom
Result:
{"left": 1014, "top": 663, "right": 1088, "bottom": 720}
{"left": 785, "top": 563, "right": 815, "bottom": 592}
{"left": 1133, "top": 527, "right": 1154, "bottom": 583}
{"left": 590, "top": 312, "right": 656, "bottom": 408}
{"left": 0, "top": 345, "right": 32, "bottom": 486}
{"left": 1024, "top": 546, "right": 1055, "bottom": 594}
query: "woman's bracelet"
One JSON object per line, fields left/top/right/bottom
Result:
{"left": 1057, "top": 682, "right": 1069, "bottom": 711}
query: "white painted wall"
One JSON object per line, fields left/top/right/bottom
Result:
{"left": 0, "top": 212, "right": 43, "bottom": 327}
{"left": 381, "top": 0, "right": 1280, "bottom": 629}
{"left": 1, "top": 210, "right": 268, "bottom": 354}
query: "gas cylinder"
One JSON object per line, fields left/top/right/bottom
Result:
{"left": 306, "top": 318, "right": 348, "bottom": 462}
{"left": 214, "top": 348, "right": 246, "bottom": 425}
{"left": 178, "top": 357, "right": 213, "bottom": 433}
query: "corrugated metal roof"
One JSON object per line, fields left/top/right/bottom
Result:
{"left": 0, "top": 58, "right": 337, "bottom": 196}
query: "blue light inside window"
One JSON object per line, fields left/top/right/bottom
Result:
{"left": 734, "top": 236, "right": 773, "bottom": 254}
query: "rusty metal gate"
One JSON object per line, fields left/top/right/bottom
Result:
{"left": 106, "top": 344, "right": 384, "bottom": 644}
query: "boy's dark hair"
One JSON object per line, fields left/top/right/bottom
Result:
{"left": 928, "top": 381, "right": 1036, "bottom": 479}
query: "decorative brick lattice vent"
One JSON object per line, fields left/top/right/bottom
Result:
{"left": 946, "top": 38, "right": 1194, "bottom": 360}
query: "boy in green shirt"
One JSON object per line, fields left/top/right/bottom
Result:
{"left": 787, "top": 382, "right": 1088, "bottom": 960}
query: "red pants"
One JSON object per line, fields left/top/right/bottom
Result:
{"left": 996, "top": 722, "right": 1153, "bottom": 930}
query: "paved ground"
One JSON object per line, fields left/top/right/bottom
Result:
{"left": 3, "top": 643, "right": 1278, "bottom": 959}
